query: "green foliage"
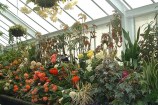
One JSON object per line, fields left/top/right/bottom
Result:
{"left": 0, "top": 31, "right": 3, "bottom": 36}
{"left": 113, "top": 72, "right": 144, "bottom": 105}
{"left": 142, "top": 54, "right": 158, "bottom": 91}
{"left": 0, "top": 48, "right": 21, "bottom": 64}
{"left": 121, "top": 28, "right": 140, "bottom": 69}
{"left": 0, "top": 3, "right": 8, "bottom": 13}
{"left": 139, "top": 24, "right": 158, "bottom": 62}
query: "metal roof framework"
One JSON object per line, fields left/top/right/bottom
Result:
{"left": 0, "top": 0, "right": 158, "bottom": 46}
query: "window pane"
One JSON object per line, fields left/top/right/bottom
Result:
{"left": 77, "top": 0, "right": 106, "bottom": 19}
{"left": 124, "top": 0, "right": 152, "bottom": 8}
{"left": 95, "top": 0, "right": 114, "bottom": 15}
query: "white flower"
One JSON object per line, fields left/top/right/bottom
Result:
{"left": 96, "top": 50, "right": 104, "bottom": 59}
{"left": 86, "top": 65, "right": 92, "bottom": 72}
{"left": 36, "top": 62, "right": 42, "bottom": 67}
{"left": 54, "top": 64, "right": 58, "bottom": 68}
{"left": 9, "top": 80, "right": 12, "bottom": 83}
{"left": 5, "top": 83, "right": 10, "bottom": 86}
{"left": 69, "top": 91, "right": 77, "bottom": 99}
{"left": 31, "top": 61, "right": 36, "bottom": 66}
{"left": 19, "top": 64, "right": 24, "bottom": 68}
{"left": 86, "top": 59, "right": 92, "bottom": 65}
{"left": 62, "top": 90, "right": 65, "bottom": 93}
{"left": 4, "top": 87, "right": 9, "bottom": 91}
{"left": 24, "top": 58, "right": 28, "bottom": 62}
{"left": 58, "top": 97, "right": 63, "bottom": 103}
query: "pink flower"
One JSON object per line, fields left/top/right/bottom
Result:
{"left": 122, "top": 70, "right": 129, "bottom": 78}
{"left": 51, "top": 54, "right": 57, "bottom": 64}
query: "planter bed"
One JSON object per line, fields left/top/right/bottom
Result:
{"left": 0, "top": 94, "right": 45, "bottom": 105}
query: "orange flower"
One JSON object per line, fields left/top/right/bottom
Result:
{"left": 49, "top": 68, "right": 58, "bottom": 75}
{"left": 24, "top": 73, "right": 29, "bottom": 79}
{"left": 14, "top": 85, "right": 18, "bottom": 88}
{"left": 51, "top": 84, "right": 58, "bottom": 92}
{"left": 13, "top": 85, "right": 19, "bottom": 92}
{"left": 43, "top": 96, "right": 48, "bottom": 101}
{"left": 15, "top": 75, "right": 19, "bottom": 80}
{"left": 72, "top": 76, "right": 80, "bottom": 83}
{"left": 40, "top": 66, "right": 45, "bottom": 71}
{"left": 25, "top": 85, "right": 31, "bottom": 90}
{"left": 44, "top": 87, "right": 49, "bottom": 92}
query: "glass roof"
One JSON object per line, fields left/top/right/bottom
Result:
{"left": 0, "top": 0, "right": 157, "bottom": 46}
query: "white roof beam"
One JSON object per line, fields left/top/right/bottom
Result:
{"left": 126, "top": 2, "right": 158, "bottom": 18}
{"left": 106, "top": 0, "right": 128, "bottom": 14}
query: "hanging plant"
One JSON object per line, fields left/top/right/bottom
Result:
{"left": 22, "top": 0, "right": 78, "bottom": 22}
{"left": 8, "top": 24, "right": 27, "bottom": 44}
{"left": 30, "top": 0, "right": 58, "bottom": 8}
{"left": 111, "top": 11, "right": 122, "bottom": 47}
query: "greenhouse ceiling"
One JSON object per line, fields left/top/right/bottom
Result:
{"left": 0, "top": 0, "right": 158, "bottom": 46}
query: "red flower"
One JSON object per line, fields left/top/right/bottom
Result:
{"left": 49, "top": 68, "right": 58, "bottom": 75}
{"left": 51, "top": 54, "right": 57, "bottom": 64}
{"left": 72, "top": 76, "right": 80, "bottom": 83}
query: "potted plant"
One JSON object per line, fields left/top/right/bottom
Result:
{"left": 8, "top": 24, "right": 27, "bottom": 44}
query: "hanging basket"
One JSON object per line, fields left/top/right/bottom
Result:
{"left": 32, "top": 0, "right": 58, "bottom": 8}
{"left": 10, "top": 29, "right": 24, "bottom": 37}
{"left": 9, "top": 24, "right": 27, "bottom": 37}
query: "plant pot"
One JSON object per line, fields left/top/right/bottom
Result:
{"left": 0, "top": 95, "right": 45, "bottom": 105}
{"left": 11, "top": 30, "right": 24, "bottom": 37}
{"left": 32, "top": 0, "right": 58, "bottom": 8}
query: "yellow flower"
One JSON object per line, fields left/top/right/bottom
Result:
{"left": 50, "top": 16, "right": 58, "bottom": 22}
{"left": 87, "top": 50, "right": 94, "bottom": 58}
{"left": 78, "top": 54, "right": 84, "bottom": 59}
{"left": 87, "top": 52, "right": 94, "bottom": 58}
{"left": 20, "top": 6, "right": 32, "bottom": 14}
{"left": 87, "top": 50, "right": 93, "bottom": 54}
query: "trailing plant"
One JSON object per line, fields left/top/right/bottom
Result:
{"left": 8, "top": 24, "right": 27, "bottom": 44}
{"left": 121, "top": 28, "right": 141, "bottom": 69}
{"left": 22, "top": 0, "right": 77, "bottom": 22}
{"left": 111, "top": 11, "right": 122, "bottom": 47}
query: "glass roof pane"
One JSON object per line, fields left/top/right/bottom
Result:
{"left": 0, "top": 16, "right": 14, "bottom": 26}
{"left": 124, "top": 0, "right": 152, "bottom": 8}
{"left": 95, "top": 0, "right": 114, "bottom": 15}
{"left": 77, "top": 0, "right": 107, "bottom": 19}
{"left": 57, "top": 11, "right": 76, "bottom": 26}
{"left": 154, "top": 0, "right": 158, "bottom": 2}
{"left": 0, "top": 21, "right": 9, "bottom": 30}
{"left": 0, "top": 36, "right": 8, "bottom": 45}
{"left": 59, "top": 2, "right": 91, "bottom": 22}
{"left": 0, "top": 40, "right": 7, "bottom": 46}
{"left": 6, "top": 1, "right": 48, "bottom": 34}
